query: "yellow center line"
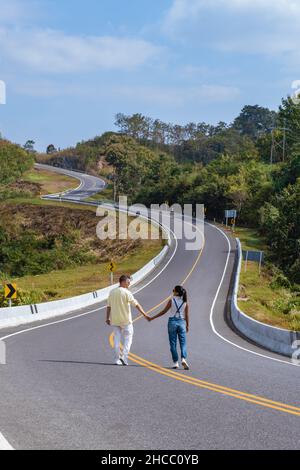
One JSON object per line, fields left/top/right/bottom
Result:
{"left": 109, "top": 333, "right": 300, "bottom": 416}
{"left": 108, "top": 224, "right": 300, "bottom": 418}
{"left": 128, "top": 352, "right": 300, "bottom": 414}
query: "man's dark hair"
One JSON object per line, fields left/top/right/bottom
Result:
{"left": 119, "top": 275, "right": 131, "bottom": 284}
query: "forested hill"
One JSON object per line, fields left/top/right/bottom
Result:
{"left": 35, "top": 98, "right": 300, "bottom": 284}
{"left": 37, "top": 104, "right": 275, "bottom": 172}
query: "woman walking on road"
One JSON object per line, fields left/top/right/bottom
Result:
{"left": 149, "top": 285, "right": 190, "bottom": 370}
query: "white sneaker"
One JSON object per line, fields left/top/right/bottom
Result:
{"left": 120, "top": 356, "right": 129, "bottom": 366}
{"left": 182, "top": 359, "right": 190, "bottom": 370}
{"left": 115, "top": 359, "right": 123, "bottom": 366}
{"left": 172, "top": 362, "right": 179, "bottom": 369}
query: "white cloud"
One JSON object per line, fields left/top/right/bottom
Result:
{"left": 163, "top": 0, "right": 300, "bottom": 65}
{"left": 12, "top": 79, "right": 85, "bottom": 98}
{"left": 0, "top": 0, "right": 24, "bottom": 23}
{"left": 113, "top": 84, "right": 240, "bottom": 106}
{"left": 164, "top": 0, "right": 300, "bottom": 31}
{"left": 0, "top": 28, "right": 163, "bottom": 73}
{"left": 0, "top": 0, "right": 37, "bottom": 25}
{"left": 11, "top": 80, "right": 240, "bottom": 104}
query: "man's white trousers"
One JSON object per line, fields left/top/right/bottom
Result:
{"left": 113, "top": 324, "right": 134, "bottom": 361}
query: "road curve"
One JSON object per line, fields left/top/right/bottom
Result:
{"left": 35, "top": 163, "right": 106, "bottom": 201}
{"left": 0, "top": 167, "right": 299, "bottom": 450}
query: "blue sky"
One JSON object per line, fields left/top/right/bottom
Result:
{"left": 0, "top": 0, "right": 298, "bottom": 151}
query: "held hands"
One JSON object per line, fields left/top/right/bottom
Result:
{"left": 141, "top": 310, "right": 153, "bottom": 322}
{"left": 143, "top": 312, "right": 152, "bottom": 322}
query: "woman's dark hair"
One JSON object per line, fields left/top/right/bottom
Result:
{"left": 174, "top": 285, "right": 187, "bottom": 303}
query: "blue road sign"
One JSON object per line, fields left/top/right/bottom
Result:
{"left": 242, "top": 250, "right": 265, "bottom": 263}
{"left": 225, "top": 210, "right": 237, "bottom": 219}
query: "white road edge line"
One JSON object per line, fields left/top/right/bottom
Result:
{"left": 0, "top": 432, "right": 14, "bottom": 450}
{"left": 0, "top": 226, "right": 178, "bottom": 343}
{"left": 34, "top": 164, "right": 86, "bottom": 198}
{"left": 0, "top": 222, "right": 178, "bottom": 450}
{"left": 208, "top": 223, "right": 299, "bottom": 368}
{"left": 0, "top": 220, "right": 296, "bottom": 449}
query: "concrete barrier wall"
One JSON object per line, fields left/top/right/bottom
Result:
{"left": 231, "top": 239, "right": 300, "bottom": 358}
{"left": 0, "top": 215, "right": 172, "bottom": 330}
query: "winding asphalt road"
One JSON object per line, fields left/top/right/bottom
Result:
{"left": 0, "top": 167, "right": 299, "bottom": 450}
{"left": 34, "top": 163, "right": 106, "bottom": 201}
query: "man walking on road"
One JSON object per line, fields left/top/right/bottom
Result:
{"left": 106, "top": 275, "right": 149, "bottom": 366}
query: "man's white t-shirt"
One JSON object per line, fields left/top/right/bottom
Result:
{"left": 108, "top": 287, "right": 138, "bottom": 327}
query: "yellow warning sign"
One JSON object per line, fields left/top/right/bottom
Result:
{"left": 4, "top": 283, "right": 17, "bottom": 299}
{"left": 108, "top": 262, "right": 116, "bottom": 273}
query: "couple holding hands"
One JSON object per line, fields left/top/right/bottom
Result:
{"left": 106, "top": 275, "right": 190, "bottom": 370}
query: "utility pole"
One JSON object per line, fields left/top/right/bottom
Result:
{"left": 113, "top": 171, "right": 116, "bottom": 203}
{"left": 282, "top": 118, "right": 288, "bottom": 162}
{"left": 270, "top": 128, "right": 275, "bottom": 164}
{"left": 269, "top": 119, "right": 290, "bottom": 164}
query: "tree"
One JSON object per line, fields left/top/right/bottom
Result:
{"left": 260, "top": 180, "right": 300, "bottom": 283}
{"left": 233, "top": 105, "right": 277, "bottom": 140}
{"left": 46, "top": 144, "right": 57, "bottom": 154}
{"left": 0, "top": 140, "right": 34, "bottom": 184}
{"left": 23, "top": 140, "right": 36, "bottom": 154}
{"left": 225, "top": 167, "right": 248, "bottom": 213}
{"left": 210, "top": 121, "right": 229, "bottom": 135}
{"left": 115, "top": 113, "right": 152, "bottom": 140}
{"left": 278, "top": 96, "right": 300, "bottom": 157}
{"left": 151, "top": 119, "right": 169, "bottom": 145}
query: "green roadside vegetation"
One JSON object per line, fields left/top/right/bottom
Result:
{"left": 4, "top": 196, "right": 98, "bottom": 212}
{"left": 2, "top": 96, "right": 299, "bottom": 323}
{"left": 0, "top": 155, "right": 163, "bottom": 306}
{"left": 234, "top": 227, "right": 300, "bottom": 331}
{"left": 13, "top": 241, "right": 162, "bottom": 301}
{"left": 233, "top": 227, "right": 268, "bottom": 252}
{"left": 22, "top": 168, "right": 77, "bottom": 195}
{"left": 86, "top": 182, "right": 114, "bottom": 203}
{"left": 36, "top": 104, "right": 299, "bottom": 297}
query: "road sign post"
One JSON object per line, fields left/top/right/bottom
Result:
{"left": 225, "top": 210, "right": 237, "bottom": 229}
{"left": 244, "top": 251, "right": 249, "bottom": 272}
{"left": 108, "top": 262, "right": 116, "bottom": 285}
{"left": 259, "top": 251, "right": 263, "bottom": 276}
{"left": 242, "top": 251, "right": 265, "bottom": 274}
{"left": 4, "top": 283, "right": 17, "bottom": 307}
{"left": 231, "top": 218, "right": 236, "bottom": 233}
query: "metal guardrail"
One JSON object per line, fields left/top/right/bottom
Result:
{"left": 231, "top": 239, "right": 300, "bottom": 358}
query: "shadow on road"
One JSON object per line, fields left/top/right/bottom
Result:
{"left": 38, "top": 359, "right": 144, "bottom": 368}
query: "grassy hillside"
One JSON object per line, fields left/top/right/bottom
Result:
{"left": 23, "top": 168, "right": 77, "bottom": 195}
{"left": 235, "top": 227, "right": 300, "bottom": 331}
{"left": 0, "top": 167, "right": 163, "bottom": 306}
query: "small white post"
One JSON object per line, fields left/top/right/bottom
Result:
{"left": 259, "top": 251, "right": 263, "bottom": 276}
{"left": 244, "top": 251, "right": 249, "bottom": 272}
